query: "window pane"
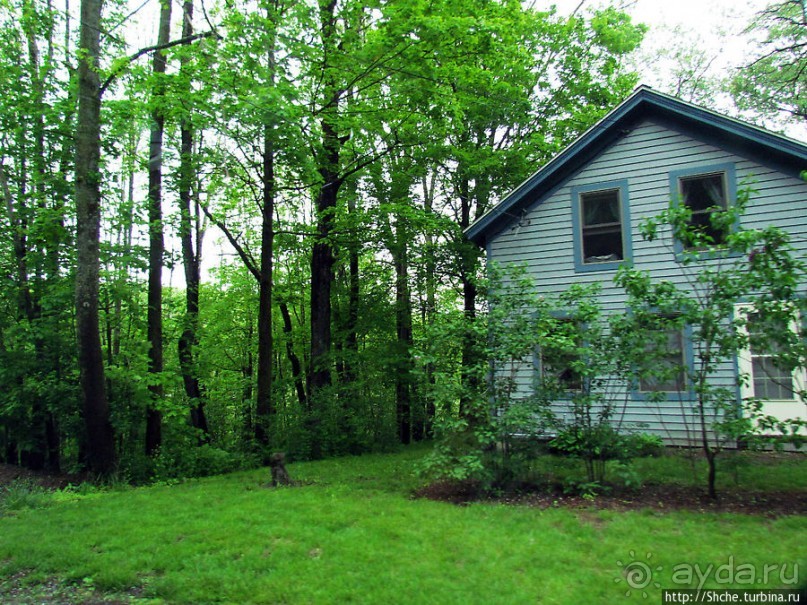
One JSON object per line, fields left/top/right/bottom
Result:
{"left": 582, "top": 228, "right": 623, "bottom": 261}
{"left": 688, "top": 212, "right": 725, "bottom": 245}
{"left": 681, "top": 173, "right": 726, "bottom": 212}
{"left": 543, "top": 350, "right": 582, "bottom": 391}
{"left": 752, "top": 357, "right": 795, "bottom": 400}
{"left": 747, "top": 313, "right": 796, "bottom": 401}
{"left": 680, "top": 172, "right": 728, "bottom": 247}
{"left": 580, "top": 189, "right": 623, "bottom": 263}
{"left": 582, "top": 190, "right": 620, "bottom": 226}
{"left": 541, "top": 321, "right": 582, "bottom": 391}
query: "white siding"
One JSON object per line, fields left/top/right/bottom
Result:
{"left": 488, "top": 118, "right": 807, "bottom": 445}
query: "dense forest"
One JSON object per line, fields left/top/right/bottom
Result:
{"left": 0, "top": 0, "right": 800, "bottom": 479}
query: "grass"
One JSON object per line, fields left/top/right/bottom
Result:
{"left": 0, "top": 446, "right": 805, "bottom": 604}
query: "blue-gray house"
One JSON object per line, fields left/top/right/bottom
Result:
{"left": 465, "top": 86, "right": 807, "bottom": 444}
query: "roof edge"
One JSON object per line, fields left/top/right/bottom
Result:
{"left": 465, "top": 86, "right": 807, "bottom": 247}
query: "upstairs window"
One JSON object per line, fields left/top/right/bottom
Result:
{"left": 669, "top": 163, "right": 736, "bottom": 251}
{"left": 679, "top": 172, "right": 728, "bottom": 246}
{"left": 571, "top": 180, "right": 631, "bottom": 273}
{"left": 580, "top": 189, "right": 624, "bottom": 263}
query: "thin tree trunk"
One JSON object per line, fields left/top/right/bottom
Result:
{"left": 22, "top": 19, "right": 55, "bottom": 462}
{"left": 252, "top": 6, "right": 282, "bottom": 451}
{"left": 1, "top": 160, "right": 49, "bottom": 470}
{"left": 343, "top": 186, "right": 359, "bottom": 387}
{"left": 75, "top": 0, "right": 115, "bottom": 475}
{"left": 394, "top": 233, "right": 413, "bottom": 444}
{"left": 177, "top": 0, "right": 209, "bottom": 439}
{"left": 422, "top": 173, "right": 437, "bottom": 436}
{"left": 255, "top": 117, "right": 275, "bottom": 448}
{"left": 145, "top": 0, "right": 173, "bottom": 456}
{"left": 280, "top": 299, "right": 306, "bottom": 408}
{"left": 242, "top": 320, "right": 255, "bottom": 444}
{"left": 115, "top": 157, "right": 136, "bottom": 360}
{"left": 457, "top": 173, "right": 481, "bottom": 421}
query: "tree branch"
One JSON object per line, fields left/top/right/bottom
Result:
{"left": 100, "top": 30, "right": 221, "bottom": 95}
{"left": 198, "top": 201, "right": 261, "bottom": 282}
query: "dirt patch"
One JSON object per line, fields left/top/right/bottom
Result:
{"left": 0, "top": 569, "right": 144, "bottom": 604}
{"left": 0, "top": 464, "right": 89, "bottom": 491}
{"left": 414, "top": 481, "right": 807, "bottom": 517}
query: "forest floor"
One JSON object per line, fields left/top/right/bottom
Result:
{"left": 0, "top": 447, "right": 805, "bottom": 604}
{"left": 0, "top": 463, "right": 88, "bottom": 490}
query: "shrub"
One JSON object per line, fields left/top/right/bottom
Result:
{"left": 0, "top": 479, "right": 51, "bottom": 513}
{"left": 549, "top": 428, "right": 662, "bottom": 484}
{"left": 548, "top": 425, "right": 633, "bottom": 483}
{"left": 622, "top": 432, "right": 665, "bottom": 458}
{"left": 153, "top": 444, "right": 251, "bottom": 481}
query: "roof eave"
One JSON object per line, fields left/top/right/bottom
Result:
{"left": 465, "top": 87, "right": 807, "bottom": 248}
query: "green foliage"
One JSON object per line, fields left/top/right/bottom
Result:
{"left": 622, "top": 432, "right": 665, "bottom": 458}
{"left": 418, "top": 267, "right": 653, "bottom": 489}
{"left": 562, "top": 477, "right": 607, "bottom": 498}
{"left": 0, "top": 480, "right": 51, "bottom": 514}
{"left": 0, "top": 0, "right": 648, "bottom": 478}
{"left": 550, "top": 425, "right": 627, "bottom": 466}
{"left": 590, "top": 6, "right": 648, "bottom": 54}
{"left": 616, "top": 185, "right": 807, "bottom": 497}
{"left": 611, "top": 461, "right": 644, "bottom": 490}
{"left": 415, "top": 265, "right": 554, "bottom": 488}
{"left": 733, "top": 0, "right": 807, "bottom": 124}
{"left": 152, "top": 444, "right": 250, "bottom": 482}
{"left": 548, "top": 428, "right": 662, "bottom": 484}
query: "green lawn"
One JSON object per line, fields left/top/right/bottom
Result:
{"left": 0, "top": 447, "right": 805, "bottom": 604}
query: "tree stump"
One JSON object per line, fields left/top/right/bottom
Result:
{"left": 268, "top": 452, "right": 292, "bottom": 487}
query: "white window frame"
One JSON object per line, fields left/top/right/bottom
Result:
{"left": 735, "top": 303, "right": 806, "bottom": 434}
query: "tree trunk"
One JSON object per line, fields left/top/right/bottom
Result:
{"left": 421, "top": 173, "right": 437, "bottom": 436}
{"left": 242, "top": 318, "right": 255, "bottom": 444}
{"left": 342, "top": 185, "right": 359, "bottom": 388}
{"left": 145, "top": 0, "right": 172, "bottom": 456}
{"left": 177, "top": 0, "right": 208, "bottom": 439}
{"left": 457, "top": 173, "right": 481, "bottom": 421}
{"left": 75, "top": 0, "right": 115, "bottom": 474}
{"left": 308, "top": 149, "right": 339, "bottom": 406}
{"left": 394, "top": 233, "right": 413, "bottom": 444}
{"left": 307, "top": 2, "right": 348, "bottom": 458}
{"left": 308, "top": 177, "right": 337, "bottom": 459}
{"left": 255, "top": 119, "right": 275, "bottom": 449}
{"left": 280, "top": 299, "right": 307, "bottom": 408}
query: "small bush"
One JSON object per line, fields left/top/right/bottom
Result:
{"left": 562, "top": 477, "right": 608, "bottom": 498}
{"left": 611, "top": 461, "right": 644, "bottom": 490}
{"left": 153, "top": 444, "right": 250, "bottom": 481}
{"left": 0, "top": 479, "right": 51, "bottom": 513}
{"left": 548, "top": 427, "right": 663, "bottom": 483}
{"left": 622, "top": 432, "right": 665, "bottom": 458}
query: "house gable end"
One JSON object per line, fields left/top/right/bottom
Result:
{"left": 466, "top": 87, "right": 807, "bottom": 248}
